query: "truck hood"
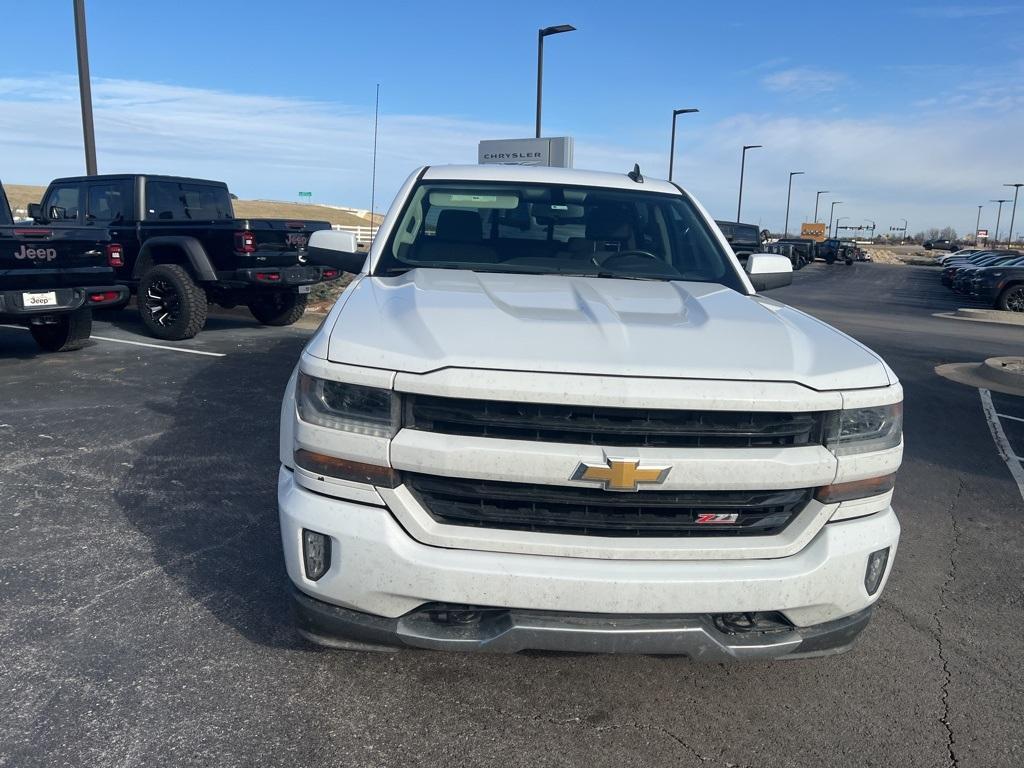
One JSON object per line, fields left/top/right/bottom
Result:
{"left": 325, "top": 269, "right": 891, "bottom": 390}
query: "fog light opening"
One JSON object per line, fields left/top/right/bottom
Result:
{"left": 302, "top": 529, "right": 331, "bottom": 581}
{"left": 865, "top": 547, "right": 890, "bottom": 596}
{"left": 714, "top": 611, "right": 793, "bottom": 635}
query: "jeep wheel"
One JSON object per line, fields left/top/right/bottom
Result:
{"left": 997, "top": 284, "right": 1024, "bottom": 313}
{"left": 248, "top": 292, "right": 308, "bottom": 326}
{"left": 138, "top": 264, "right": 208, "bottom": 340}
{"left": 29, "top": 308, "right": 92, "bottom": 352}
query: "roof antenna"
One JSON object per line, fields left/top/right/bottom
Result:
{"left": 627, "top": 163, "right": 644, "bottom": 184}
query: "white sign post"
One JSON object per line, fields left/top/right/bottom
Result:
{"left": 478, "top": 137, "right": 574, "bottom": 168}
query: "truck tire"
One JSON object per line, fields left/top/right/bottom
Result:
{"left": 248, "top": 292, "right": 308, "bottom": 326}
{"left": 138, "top": 263, "right": 208, "bottom": 340}
{"left": 30, "top": 308, "right": 92, "bottom": 352}
{"left": 997, "top": 284, "right": 1024, "bottom": 313}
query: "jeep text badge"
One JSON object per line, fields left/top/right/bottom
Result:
{"left": 571, "top": 458, "right": 671, "bottom": 492}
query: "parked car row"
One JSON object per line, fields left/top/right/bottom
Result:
{"left": 937, "top": 248, "right": 1024, "bottom": 311}
{"left": 2, "top": 172, "right": 337, "bottom": 352}
{"left": 714, "top": 221, "right": 864, "bottom": 270}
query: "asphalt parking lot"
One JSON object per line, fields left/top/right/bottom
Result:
{"left": 2, "top": 263, "right": 1023, "bottom": 768}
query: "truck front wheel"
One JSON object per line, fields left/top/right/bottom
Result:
{"left": 248, "top": 292, "right": 308, "bottom": 326}
{"left": 138, "top": 264, "right": 208, "bottom": 340}
{"left": 997, "top": 284, "right": 1024, "bottom": 312}
{"left": 29, "top": 308, "right": 93, "bottom": 352}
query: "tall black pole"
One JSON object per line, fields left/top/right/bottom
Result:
{"left": 784, "top": 171, "right": 804, "bottom": 237}
{"left": 1005, "top": 184, "right": 1022, "bottom": 248}
{"left": 828, "top": 200, "right": 842, "bottom": 237}
{"left": 73, "top": 0, "right": 97, "bottom": 176}
{"left": 814, "top": 190, "right": 829, "bottom": 223}
{"left": 991, "top": 199, "right": 1009, "bottom": 246}
{"left": 668, "top": 108, "right": 698, "bottom": 182}
{"left": 975, "top": 205, "right": 983, "bottom": 245}
{"left": 737, "top": 144, "right": 761, "bottom": 222}
{"left": 535, "top": 30, "right": 544, "bottom": 138}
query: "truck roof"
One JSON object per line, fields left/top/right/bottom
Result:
{"left": 421, "top": 164, "right": 682, "bottom": 195}
{"left": 45, "top": 173, "right": 228, "bottom": 188}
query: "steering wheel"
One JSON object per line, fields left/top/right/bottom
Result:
{"left": 594, "top": 249, "right": 661, "bottom": 267}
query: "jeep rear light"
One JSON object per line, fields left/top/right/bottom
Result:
{"left": 106, "top": 243, "right": 124, "bottom": 267}
{"left": 255, "top": 272, "right": 282, "bottom": 282}
{"left": 89, "top": 290, "right": 121, "bottom": 303}
{"left": 322, "top": 268, "right": 339, "bottom": 280}
{"left": 234, "top": 231, "right": 257, "bottom": 253}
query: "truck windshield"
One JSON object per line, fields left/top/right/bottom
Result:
{"left": 376, "top": 182, "right": 745, "bottom": 290}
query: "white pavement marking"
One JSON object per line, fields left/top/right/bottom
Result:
{"left": 996, "top": 412, "right": 1024, "bottom": 424}
{"left": 89, "top": 335, "right": 225, "bottom": 357}
{"left": 980, "top": 388, "right": 1024, "bottom": 502}
{"left": 1, "top": 324, "right": 226, "bottom": 358}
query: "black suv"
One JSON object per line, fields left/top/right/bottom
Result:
{"left": 923, "top": 238, "right": 960, "bottom": 251}
{"left": 715, "top": 220, "right": 762, "bottom": 262}
{"left": 29, "top": 174, "right": 336, "bottom": 340}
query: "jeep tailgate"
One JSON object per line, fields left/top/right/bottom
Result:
{"left": 0, "top": 226, "right": 113, "bottom": 291}
{"left": 244, "top": 219, "right": 333, "bottom": 266}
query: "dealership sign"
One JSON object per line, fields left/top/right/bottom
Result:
{"left": 977, "top": 229, "right": 989, "bottom": 239}
{"left": 478, "top": 137, "right": 574, "bottom": 168}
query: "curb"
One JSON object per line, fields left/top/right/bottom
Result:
{"left": 936, "top": 356, "right": 1024, "bottom": 397}
{"left": 933, "top": 308, "right": 1024, "bottom": 327}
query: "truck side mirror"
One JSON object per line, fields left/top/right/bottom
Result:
{"left": 746, "top": 253, "right": 793, "bottom": 291}
{"left": 307, "top": 230, "right": 366, "bottom": 274}
{"left": 27, "top": 202, "right": 44, "bottom": 222}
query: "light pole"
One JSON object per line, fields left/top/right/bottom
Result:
{"left": 535, "top": 24, "right": 576, "bottom": 139}
{"left": 975, "top": 205, "right": 983, "bottom": 245}
{"left": 668, "top": 108, "right": 699, "bottom": 182}
{"left": 834, "top": 216, "right": 849, "bottom": 239}
{"left": 736, "top": 144, "right": 762, "bottom": 222}
{"left": 1005, "top": 184, "right": 1022, "bottom": 248}
{"left": 828, "top": 201, "right": 843, "bottom": 237}
{"left": 814, "top": 190, "right": 830, "bottom": 223}
{"left": 899, "top": 218, "right": 908, "bottom": 244}
{"left": 864, "top": 219, "right": 876, "bottom": 239}
{"left": 73, "top": 0, "right": 97, "bottom": 175}
{"left": 784, "top": 171, "right": 804, "bottom": 237}
{"left": 991, "top": 199, "right": 1010, "bottom": 246}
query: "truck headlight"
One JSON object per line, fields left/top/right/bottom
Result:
{"left": 296, "top": 372, "right": 400, "bottom": 437}
{"left": 826, "top": 403, "right": 902, "bottom": 456}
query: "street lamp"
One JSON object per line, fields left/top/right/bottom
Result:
{"left": 668, "top": 108, "right": 699, "bottom": 182}
{"left": 975, "top": 205, "right": 983, "bottom": 245}
{"left": 991, "top": 199, "right": 1010, "bottom": 246}
{"left": 834, "top": 216, "right": 849, "bottom": 238}
{"left": 73, "top": 0, "right": 97, "bottom": 175}
{"left": 828, "top": 200, "right": 843, "bottom": 237}
{"left": 736, "top": 144, "right": 762, "bottom": 222}
{"left": 1005, "top": 184, "right": 1022, "bottom": 248}
{"left": 535, "top": 24, "right": 576, "bottom": 139}
{"left": 814, "top": 191, "right": 830, "bottom": 223}
{"left": 784, "top": 171, "right": 804, "bottom": 238}
{"left": 899, "top": 218, "right": 908, "bottom": 243}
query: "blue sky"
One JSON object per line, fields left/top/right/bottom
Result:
{"left": 1, "top": 0, "right": 1022, "bottom": 235}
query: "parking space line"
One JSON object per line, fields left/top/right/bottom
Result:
{"left": 996, "top": 412, "right": 1024, "bottom": 424}
{"left": 980, "top": 388, "right": 1024, "bottom": 502}
{"left": 1, "top": 325, "right": 226, "bottom": 358}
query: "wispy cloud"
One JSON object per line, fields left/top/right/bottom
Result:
{"left": 762, "top": 67, "right": 846, "bottom": 95}
{"left": 909, "top": 5, "right": 1018, "bottom": 19}
{"left": 0, "top": 74, "right": 1021, "bottom": 234}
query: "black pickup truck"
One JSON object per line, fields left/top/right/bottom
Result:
{"left": 28, "top": 174, "right": 336, "bottom": 340}
{"left": 1, "top": 181, "right": 127, "bottom": 352}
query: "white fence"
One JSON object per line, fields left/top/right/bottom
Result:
{"left": 331, "top": 224, "right": 379, "bottom": 245}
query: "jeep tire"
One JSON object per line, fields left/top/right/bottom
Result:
{"left": 138, "top": 263, "right": 208, "bottom": 340}
{"left": 248, "top": 291, "right": 308, "bottom": 326}
{"left": 29, "top": 308, "right": 92, "bottom": 352}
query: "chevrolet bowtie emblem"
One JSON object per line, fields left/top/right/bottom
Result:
{"left": 571, "top": 457, "right": 671, "bottom": 492}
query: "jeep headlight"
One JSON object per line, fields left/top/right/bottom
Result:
{"left": 296, "top": 372, "right": 400, "bottom": 437}
{"left": 826, "top": 403, "right": 903, "bottom": 456}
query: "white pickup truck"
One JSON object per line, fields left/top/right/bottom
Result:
{"left": 278, "top": 164, "right": 902, "bottom": 659}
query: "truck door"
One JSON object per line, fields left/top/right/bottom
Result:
{"left": 85, "top": 179, "right": 136, "bottom": 272}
